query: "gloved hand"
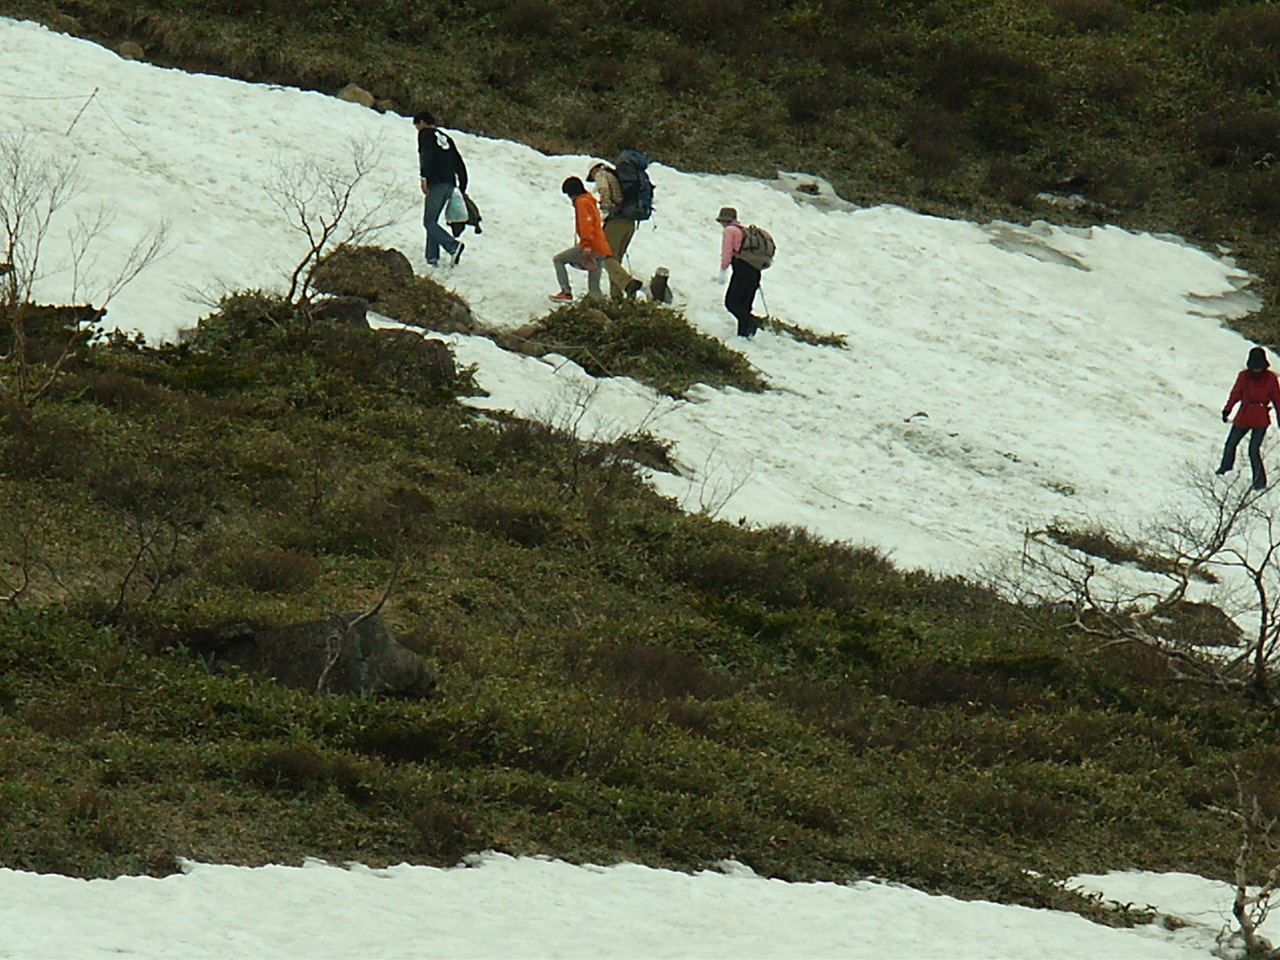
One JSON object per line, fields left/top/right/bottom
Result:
{"left": 1223, "top": 410, "right": 1231, "bottom": 423}
{"left": 718, "top": 269, "right": 727, "bottom": 285}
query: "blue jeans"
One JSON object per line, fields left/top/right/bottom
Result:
{"left": 423, "top": 183, "right": 460, "bottom": 264}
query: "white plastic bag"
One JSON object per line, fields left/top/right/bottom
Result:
{"left": 445, "top": 190, "right": 467, "bottom": 224}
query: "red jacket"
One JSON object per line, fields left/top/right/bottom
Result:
{"left": 1224, "top": 369, "right": 1280, "bottom": 428}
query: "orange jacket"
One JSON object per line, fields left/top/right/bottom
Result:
{"left": 573, "top": 192, "right": 611, "bottom": 258}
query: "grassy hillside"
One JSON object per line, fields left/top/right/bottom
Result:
{"left": 4, "top": 0, "right": 1280, "bottom": 923}
{"left": 0, "top": 284, "right": 1277, "bottom": 926}
{"left": 7, "top": 0, "right": 1280, "bottom": 341}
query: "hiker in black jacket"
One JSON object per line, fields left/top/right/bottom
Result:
{"left": 414, "top": 111, "right": 468, "bottom": 267}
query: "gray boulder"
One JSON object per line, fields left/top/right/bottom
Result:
{"left": 310, "top": 295, "right": 370, "bottom": 327}
{"left": 375, "top": 247, "right": 415, "bottom": 286}
{"left": 198, "top": 612, "right": 435, "bottom": 698}
{"left": 373, "top": 330, "right": 457, "bottom": 387}
{"left": 337, "top": 83, "right": 375, "bottom": 108}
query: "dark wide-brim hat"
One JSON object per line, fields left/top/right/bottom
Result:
{"left": 716, "top": 206, "right": 737, "bottom": 223}
{"left": 1248, "top": 346, "right": 1270, "bottom": 370}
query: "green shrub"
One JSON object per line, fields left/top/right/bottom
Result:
{"left": 1196, "top": 108, "right": 1280, "bottom": 167}
{"left": 1049, "top": 0, "right": 1132, "bottom": 32}
{"left": 209, "top": 546, "right": 318, "bottom": 594}
{"left": 0, "top": 400, "right": 98, "bottom": 481}
{"left": 513, "top": 300, "right": 765, "bottom": 397}
{"left": 311, "top": 244, "right": 412, "bottom": 302}
{"left": 658, "top": 47, "right": 705, "bottom": 94}
{"left": 585, "top": 640, "right": 740, "bottom": 702}
{"left": 409, "top": 801, "right": 479, "bottom": 863}
{"left": 1211, "top": 5, "right": 1280, "bottom": 91}
{"left": 245, "top": 744, "right": 375, "bottom": 802}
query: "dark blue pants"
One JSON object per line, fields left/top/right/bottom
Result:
{"left": 725, "top": 259, "right": 762, "bottom": 337}
{"left": 1220, "top": 425, "right": 1268, "bottom": 487}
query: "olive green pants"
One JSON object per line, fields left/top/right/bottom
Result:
{"left": 603, "top": 218, "right": 636, "bottom": 297}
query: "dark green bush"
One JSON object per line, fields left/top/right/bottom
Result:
{"left": 586, "top": 640, "right": 740, "bottom": 702}
{"left": 658, "top": 47, "right": 704, "bottom": 94}
{"left": 410, "top": 802, "right": 478, "bottom": 863}
{"left": 210, "top": 546, "right": 318, "bottom": 594}
{"left": 0, "top": 401, "right": 97, "bottom": 481}
{"left": 517, "top": 300, "right": 764, "bottom": 397}
{"left": 1050, "top": 0, "right": 1133, "bottom": 32}
{"left": 1196, "top": 108, "right": 1280, "bottom": 167}
{"left": 246, "top": 744, "right": 375, "bottom": 801}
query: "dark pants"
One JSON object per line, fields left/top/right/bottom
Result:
{"left": 725, "top": 259, "right": 762, "bottom": 337}
{"left": 1220, "top": 425, "right": 1269, "bottom": 487}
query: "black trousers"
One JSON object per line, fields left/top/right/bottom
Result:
{"left": 1220, "top": 425, "right": 1268, "bottom": 487}
{"left": 725, "top": 259, "right": 762, "bottom": 336}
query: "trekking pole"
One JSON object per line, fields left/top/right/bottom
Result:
{"left": 759, "top": 286, "right": 770, "bottom": 319}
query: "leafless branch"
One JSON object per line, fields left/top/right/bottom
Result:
{"left": 268, "top": 140, "right": 400, "bottom": 305}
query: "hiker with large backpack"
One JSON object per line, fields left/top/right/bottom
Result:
{"left": 716, "top": 206, "right": 773, "bottom": 338}
{"left": 587, "top": 150, "right": 651, "bottom": 300}
{"left": 549, "top": 176, "right": 612, "bottom": 302}
{"left": 414, "top": 111, "right": 468, "bottom": 268}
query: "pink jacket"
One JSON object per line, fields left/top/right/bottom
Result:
{"left": 720, "top": 222, "right": 744, "bottom": 271}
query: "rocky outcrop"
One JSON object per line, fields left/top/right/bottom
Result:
{"left": 194, "top": 612, "right": 436, "bottom": 698}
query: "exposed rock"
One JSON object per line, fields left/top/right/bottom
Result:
{"left": 447, "top": 299, "right": 475, "bottom": 331}
{"left": 118, "top": 40, "right": 145, "bottom": 61}
{"left": 49, "top": 14, "right": 82, "bottom": 35}
{"left": 1152, "top": 600, "right": 1243, "bottom": 648}
{"left": 337, "top": 83, "right": 375, "bottom": 108}
{"left": 374, "top": 329, "right": 457, "bottom": 387}
{"left": 506, "top": 322, "right": 544, "bottom": 354}
{"left": 194, "top": 612, "right": 436, "bottom": 698}
{"left": 310, "top": 295, "right": 370, "bottom": 327}
{"left": 376, "top": 247, "right": 415, "bottom": 286}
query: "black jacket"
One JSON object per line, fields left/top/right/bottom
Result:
{"left": 418, "top": 127, "right": 468, "bottom": 191}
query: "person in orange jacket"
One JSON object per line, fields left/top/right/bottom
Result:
{"left": 549, "top": 176, "right": 612, "bottom": 302}
{"left": 1218, "top": 346, "right": 1280, "bottom": 490}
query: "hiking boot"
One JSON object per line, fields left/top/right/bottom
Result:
{"left": 549, "top": 291, "right": 573, "bottom": 302}
{"left": 1216, "top": 466, "right": 1231, "bottom": 475}
{"left": 1255, "top": 480, "right": 1269, "bottom": 490}
{"left": 450, "top": 242, "right": 465, "bottom": 266}
{"left": 625, "top": 279, "right": 642, "bottom": 300}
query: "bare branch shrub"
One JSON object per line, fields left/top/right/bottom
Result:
{"left": 268, "top": 140, "right": 400, "bottom": 305}
{"left": 0, "top": 131, "right": 167, "bottom": 405}
{"left": 1210, "top": 774, "right": 1280, "bottom": 959}
{"left": 1013, "top": 471, "right": 1280, "bottom": 699}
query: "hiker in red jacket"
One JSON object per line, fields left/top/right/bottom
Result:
{"left": 1218, "top": 346, "right": 1280, "bottom": 490}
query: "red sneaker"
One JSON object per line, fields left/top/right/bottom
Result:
{"left": 548, "top": 291, "right": 573, "bottom": 302}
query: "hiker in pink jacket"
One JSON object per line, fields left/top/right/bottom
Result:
{"left": 1218, "top": 346, "right": 1280, "bottom": 489}
{"left": 717, "top": 206, "right": 764, "bottom": 338}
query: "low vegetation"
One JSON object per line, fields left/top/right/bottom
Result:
{"left": 5, "top": 0, "right": 1280, "bottom": 932}
{"left": 0, "top": 294, "right": 1277, "bottom": 931}
{"left": 503, "top": 298, "right": 766, "bottom": 398}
